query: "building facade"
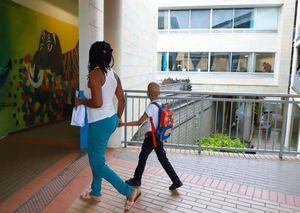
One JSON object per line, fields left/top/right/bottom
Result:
{"left": 156, "top": 0, "right": 296, "bottom": 93}
{"left": 286, "top": 0, "right": 300, "bottom": 156}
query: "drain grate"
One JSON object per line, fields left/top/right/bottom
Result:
{"left": 15, "top": 153, "right": 88, "bottom": 213}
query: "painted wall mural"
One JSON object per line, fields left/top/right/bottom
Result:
{"left": 0, "top": 0, "right": 79, "bottom": 137}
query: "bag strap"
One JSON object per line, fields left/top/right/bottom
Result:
{"left": 149, "top": 117, "right": 157, "bottom": 148}
{"left": 151, "top": 102, "right": 160, "bottom": 108}
{"left": 151, "top": 102, "right": 162, "bottom": 127}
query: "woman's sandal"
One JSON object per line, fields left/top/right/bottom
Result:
{"left": 80, "top": 191, "right": 101, "bottom": 202}
{"left": 124, "top": 188, "right": 141, "bottom": 212}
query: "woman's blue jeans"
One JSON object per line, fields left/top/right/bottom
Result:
{"left": 88, "top": 114, "right": 133, "bottom": 197}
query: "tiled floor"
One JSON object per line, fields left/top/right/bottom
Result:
{"left": 64, "top": 148, "right": 300, "bottom": 213}
{"left": 0, "top": 121, "right": 80, "bottom": 212}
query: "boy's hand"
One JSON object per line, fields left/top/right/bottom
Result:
{"left": 118, "top": 118, "right": 123, "bottom": 127}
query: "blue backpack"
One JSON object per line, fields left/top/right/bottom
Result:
{"left": 149, "top": 102, "right": 174, "bottom": 147}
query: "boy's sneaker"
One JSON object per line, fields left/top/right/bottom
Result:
{"left": 125, "top": 178, "right": 141, "bottom": 187}
{"left": 169, "top": 181, "right": 183, "bottom": 190}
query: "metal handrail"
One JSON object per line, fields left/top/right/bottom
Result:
{"left": 124, "top": 89, "right": 300, "bottom": 98}
{"left": 123, "top": 90, "right": 300, "bottom": 157}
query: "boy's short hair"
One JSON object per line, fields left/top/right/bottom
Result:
{"left": 148, "top": 82, "right": 160, "bottom": 95}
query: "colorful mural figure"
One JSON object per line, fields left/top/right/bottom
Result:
{"left": 0, "top": 0, "right": 79, "bottom": 137}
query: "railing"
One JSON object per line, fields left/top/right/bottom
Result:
{"left": 160, "top": 82, "right": 189, "bottom": 91}
{"left": 123, "top": 90, "right": 300, "bottom": 158}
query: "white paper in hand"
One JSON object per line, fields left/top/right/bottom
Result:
{"left": 71, "top": 105, "right": 86, "bottom": 127}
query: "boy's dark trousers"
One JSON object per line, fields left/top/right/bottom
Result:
{"left": 132, "top": 134, "right": 181, "bottom": 183}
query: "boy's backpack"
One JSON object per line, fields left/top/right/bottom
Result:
{"left": 149, "top": 102, "right": 174, "bottom": 148}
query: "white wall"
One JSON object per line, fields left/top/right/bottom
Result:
{"left": 291, "top": 1, "right": 300, "bottom": 92}
{"left": 121, "top": 0, "right": 157, "bottom": 89}
{"left": 156, "top": 0, "right": 296, "bottom": 94}
{"left": 158, "top": 0, "right": 290, "bottom": 8}
{"left": 79, "top": 0, "right": 104, "bottom": 93}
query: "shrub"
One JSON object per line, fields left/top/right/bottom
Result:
{"left": 194, "top": 134, "right": 247, "bottom": 153}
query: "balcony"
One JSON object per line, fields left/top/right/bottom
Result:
{"left": 1, "top": 90, "right": 300, "bottom": 213}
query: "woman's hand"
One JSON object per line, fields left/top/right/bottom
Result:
{"left": 118, "top": 118, "right": 123, "bottom": 127}
{"left": 75, "top": 98, "right": 84, "bottom": 106}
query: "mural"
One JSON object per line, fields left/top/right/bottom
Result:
{"left": 0, "top": 0, "right": 79, "bottom": 137}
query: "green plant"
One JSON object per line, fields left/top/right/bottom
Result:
{"left": 194, "top": 134, "right": 247, "bottom": 153}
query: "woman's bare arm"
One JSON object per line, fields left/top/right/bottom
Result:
{"left": 75, "top": 70, "right": 103, "bottom": 108}
{"left": 114, "top": 73, "right": 125, "bottom": 119}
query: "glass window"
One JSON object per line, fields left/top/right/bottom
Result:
{"left": 231, "top": 53, "right": 251, "bottom": 72}
{"left": 158, "top": 10, "right": 168, "bottom": 29}
{"left": 170, "top": 10, "right": 189, "bottom": 29}
{"left": 255, "top": 53, "right": 275, "bottom": 73}
{"left": 189, "top": 52, "right": 209, "bottom": 71}
{"left": 212, "top": 9, "right": 233, "bottom": 29}
{"left": 210, "top": 53, "right": 231, "bottom": 72}
{"left": 157, "top": 52, "right": 168, "bottom": 71}
{"left": 234, "top": 9, "right": 254, "bottom": 28}
{"left": 191, "top": 10, "right": 210, "bottom": 29}
{"left": 169, "top": 52, "right": 189, "bottom": 71}
{"left": 255, "top": 8, "right": 278, "bottom": 30}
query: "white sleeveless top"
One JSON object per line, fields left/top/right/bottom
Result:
{"left": 87, "top": 68, "right": 117, "bottom": 123}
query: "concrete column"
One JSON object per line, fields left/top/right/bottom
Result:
{"left": 79, "top": 0, "right": 89, "bottom": 93}
{"left": 104, "top": 0, "right": 123, "bottom": 148}
{"left": 79, "top": 0, "right": 104, "bottom": 149}
{"left": 284, "top": 102, "right": 293, "bottom": 147}
{"left": 297, "top": 119, "right": 300, "bottom": 158}
{"left": 79, "top": 0, "right": 104, "bottom": 93}
{"left": 243, "top": 102, "right": 252, "bottom": 141}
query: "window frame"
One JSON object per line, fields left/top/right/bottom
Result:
{"left": 158, "top": 7, "right": 279, "bottom": 32}
{"left": 253, "top": 52, "right": 276, "bottom": 73}
{"left": 158, "top": 52, "right": 276, "bottom": 74}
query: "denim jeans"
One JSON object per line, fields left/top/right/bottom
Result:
{"left": 88, "top": 114, "right": 133, "bottom": 197}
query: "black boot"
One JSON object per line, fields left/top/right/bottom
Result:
{"left": 125, "top": 178, "right": 141, "bottom": 187}
{"left": 169, "top": 181, "right": 183, "bottom": 190}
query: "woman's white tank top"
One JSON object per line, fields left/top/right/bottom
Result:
{"left": 87, "top": 68, "right": 117, "bottom": 123}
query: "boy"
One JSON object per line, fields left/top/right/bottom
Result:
{"left": 119, "top": 82, "right": 182, "bottom": 190}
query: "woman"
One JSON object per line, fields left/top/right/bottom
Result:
{"left": 75, "top": 41, "right": 140, "bottom": 211}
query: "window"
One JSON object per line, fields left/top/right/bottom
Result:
{"left": 255, "top": 8, "right": 278, "bottom": 30}
{"left": 234, "top": 9, "right": 254, "bottom": 28}
{"left": 158, "top": 10, "right": 168, "bottom": 29}
{"left": 255, "top": 53, "right": 275, "bottom": 73}
{"left": 191, "top": 10, "right": 210, "bottom": 29}
{"left": 157, "top": 52, "right": 168, "bottom": 71}
{"left": 231, "top": 53, "right": 251, "bottom": 72}
{"left": 212, "top": 9, "right": 233, "bottom": 29}
{"left": 210, "top": 53, "right": 231, "bottom": 72}
{"left": 189, "top": 52, "right": 209, "bottom": 71}
{"left": 169, "top": 52, "right": 189, "bottom": 71}
{"left": 159, "top": 52, "right": 275, "bottom": 73}
{"left": 170, "top": 10, "right": 189, "bottom": 29}
{"left": 158, "top": 7, "right": 278, "bottom": 31}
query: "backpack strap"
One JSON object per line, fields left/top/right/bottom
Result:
{"left": 151, "top": 101, "right": 162, "bottom": 126}
{"left": 151, "top": 102, "right": 160, "bottom": 108}
{"left": 149, "top": 117, "right": 157, "bottom": 148}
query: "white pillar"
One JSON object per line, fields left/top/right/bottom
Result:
{"left": 79, "top": 0, "right": 104, "bottom": 93}
{"left": 297, "top": 119, "right": 300, "bottom": 158}
{"left": 104, "top": 0, "right": 123, "bottom": 148}
{"left": 243, "top": 102, "right": 252, "bottom": 141}
{"left": 284, "top": 102, "right": 293, "bottom": 147}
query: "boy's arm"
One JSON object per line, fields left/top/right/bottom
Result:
{"left": 120, "top": 113, "right": 148, "bottom": 126}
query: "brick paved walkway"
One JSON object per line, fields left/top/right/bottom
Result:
{"left": 65, "top": 148, "right": 300, "bottom": 213}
